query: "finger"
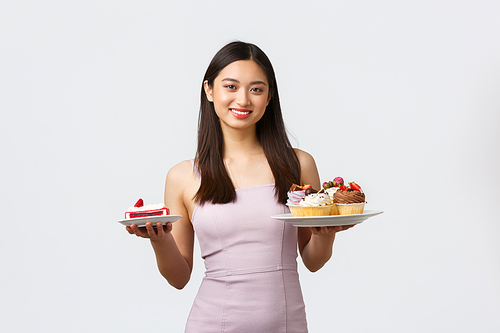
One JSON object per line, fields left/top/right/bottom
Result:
{"left": 336, "top": 224, "right": 355, "bottom": 232}
{"left": 155, "top": 222, "right": 164, "bottom": 236}
{"left": 320, "top": 226, "right": 330, "bottom": 234}
{"left": 131, "top": 223, "right": 147, "bottom": 237}
{"left": 327, "top": 226, "right": 340, "bottom": 233}
{"left": 129, "top": 223, "right": 140, "bottom": 234}
{"left": 145, "top": 222, "right": 157, "bottom": 237}
{"left": 310, "top": 227, "right": 321, "bottom": 234}
{"left": 165, "top": 222, "right": 173, "bottom": 233}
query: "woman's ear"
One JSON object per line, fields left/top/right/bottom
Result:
{"left": 204, "top": 80, "right": 213, "bottom": 102}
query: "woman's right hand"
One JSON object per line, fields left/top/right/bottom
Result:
{"left": 126, "top": 221, "right": 173, "bottom": 241}
{"left": 126, "top": 218, "right": 192, "bottom": 289}
{"left": 123, "top": 160, "right": 197, "bottom": 289}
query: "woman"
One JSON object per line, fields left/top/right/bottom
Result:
{"left": 126, "top": 41, "right": 353, "bottom": 332}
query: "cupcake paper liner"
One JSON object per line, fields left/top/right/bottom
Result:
{"left": 288, "top": 205, "right": 333, "bottom": 217}
{"left": 334, "top": 203, "right": 365, "bottom": 215}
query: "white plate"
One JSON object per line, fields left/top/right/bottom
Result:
{"left": 117, "top": 215, "right": 182, "bottom": 227}
{"left": 271, "top": 210, "right": 383, "bottom": 227}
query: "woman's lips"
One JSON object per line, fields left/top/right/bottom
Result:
{"left": 230, "top": 108, "right": 252, "bottom": 119}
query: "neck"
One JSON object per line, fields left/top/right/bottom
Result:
{"left": 220, "top": 123, "right": 262, "bottom": 159}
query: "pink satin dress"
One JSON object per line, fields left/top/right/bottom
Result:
{"left": 185, "top": 161, "right": 308, "bottom": 332}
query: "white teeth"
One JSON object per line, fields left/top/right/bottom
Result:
{"left": 231, "top": 109, "right": 251, "bottom": 115}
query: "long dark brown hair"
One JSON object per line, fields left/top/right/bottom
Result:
{"left": 195, "top": 41, "right": 300, "bottom": 205}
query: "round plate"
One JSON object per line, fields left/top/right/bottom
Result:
{"left": 271, "top": 210, "right": 383, "bottom": 227}
{"left": 117, "top": 215, "right": 182, "bottom": 227}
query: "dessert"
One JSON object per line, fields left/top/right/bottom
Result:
{"left": 287, "top": 185, "right": 333, "bottom": 217}
{"left": 125, "top": 198, "right": 170, "bottom": 219}
{"left": 332, "top": 181, "right": 366, "bottom": 215}
{"left": 322, "top": 176, "right": 345, "bottom": 215}
{"left": 322, "top": 176, "right": 344, "bottom": 198}
{"left": 286, "top": 184, "right": 307, "bottom": 206}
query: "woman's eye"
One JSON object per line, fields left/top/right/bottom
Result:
{"left": 251, "top": 87, "right": 263, "bottom": 92}
{"left": 225, "top": 84, "right": 236, "bottom": 89}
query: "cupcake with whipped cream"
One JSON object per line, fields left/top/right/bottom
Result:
{"left": 287, "top": 186, "right": 333, "bottom": 217}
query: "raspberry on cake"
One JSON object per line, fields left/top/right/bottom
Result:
{"left": 322, "top": 177, "right": 344, "bottom": 190}
{"left": 125, "top": 198, "right": 170, "bottom": 219}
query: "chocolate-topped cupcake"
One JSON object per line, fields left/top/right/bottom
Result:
{"left": 332, "top": 181, "right": 366, "bottom": 215}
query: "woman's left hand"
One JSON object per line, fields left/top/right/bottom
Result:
{"left": 309, "top": 224, "right": 356, "bottom": 236}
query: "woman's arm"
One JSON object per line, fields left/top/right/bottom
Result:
{"left": 294, "top": 149, "right": 354, "bottom": 272}
{"left": 126, "top": 161, "right": 195, "bottom": 289}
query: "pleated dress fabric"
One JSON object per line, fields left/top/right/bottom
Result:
{"left": 185, "top": 161, "right": 308, "bottom": 333}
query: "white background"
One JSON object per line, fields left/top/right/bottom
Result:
{"left": 1, "top": 1, "right": 499, "bottom": 332}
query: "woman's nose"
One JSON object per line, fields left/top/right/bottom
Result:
{"left": 236, "top": 90, "right": 250, "bottom": 106}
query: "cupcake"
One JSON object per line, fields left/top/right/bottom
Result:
{"left": 333, "top": 181, "right": 366, "bottom": 215}
{"left": 286, "top": 184, "right": 307, "bottom": 206}
{"left": 287, "top": 185, "right": 333, "bottom": 217}
{"left": 322, "top": 176, "right": 345, "bottom": 215}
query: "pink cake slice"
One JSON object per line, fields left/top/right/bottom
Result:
{"left": 125, "top": 199, "right": 170, "bottom": 219}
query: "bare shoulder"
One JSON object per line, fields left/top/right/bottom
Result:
{"left": 167, "top": 160, "right": 197, "bottom": 183}
{"left": 165, "top": 160, "right": 200, "bottom": 196}
{"left": 165, "top": 160, "right": 200, "bottom": 217}
{"left": 293, "top": 148, "right": 316, "bottom": 167}
{"left": 293, "top": 148, "right": 320, "bottom": 189}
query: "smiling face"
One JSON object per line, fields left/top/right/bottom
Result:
{"left": 204, "top": 60, "right": 271, "bottom": 132}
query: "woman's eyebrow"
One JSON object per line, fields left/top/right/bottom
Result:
{"left": 221, "top": 78, "right": 267, "bottom": 86}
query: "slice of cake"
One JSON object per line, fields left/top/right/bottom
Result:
{"left": 125, "top": 198, "right": 170, "bottom": 219}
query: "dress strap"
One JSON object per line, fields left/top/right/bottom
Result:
{"left": 190, "top": 159, "right": 201, "bottom": 180}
